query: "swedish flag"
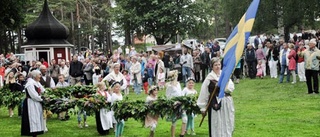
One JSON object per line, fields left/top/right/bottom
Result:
{"left": 217, "top": 0, "right": 260, "bottom": 99}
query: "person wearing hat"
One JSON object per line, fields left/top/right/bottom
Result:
{"left": 197, "top": 57, "right": 235, "bottom": 137}
{"left": 145, "top": 86, "right": 159, "bottom": 137}
{"left": 102, "top": 63, "right": 127, "bottom": 90}
{"left": 165, "top": 70, "right": 186, "bottom": 137}
{"left": 21, "top": 70, "right": 46, "bottom": 136}
{"left": 181, "top": 77, "right": 197, "bottom": 135}
{"left": 130, "top": 56, "right": 142, "bottom": 94}
{"left": 298, "top": 39, "right": 320, "bottom": 94}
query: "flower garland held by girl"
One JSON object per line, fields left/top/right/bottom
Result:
{"left": 110, "top": 82, "right": 124, "bottom": 137}
{"left": 145, "top": 86, "right": 159, "bottom": 137}
{"left": 95, "top": 82, "right": 113, "bottom": 135}
{"left": 182, "top": 77, "right": 197, "bottom": 135}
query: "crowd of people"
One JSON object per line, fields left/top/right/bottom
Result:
{"left": 1, "top": 29, "right": 320, "bottom": 136}
{"left": 241, "top": 31, "right": 320, "bottom": 94}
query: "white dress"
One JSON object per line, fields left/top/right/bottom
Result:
{"left": 181, "top": 87, "right": 197, "bottom": 96}
{"left": 21, "top": 78, "right": 45, "bottom": 135}
{"left": 97, "top": 91, "right": 113, "bottom": 131}
{"left": 111, "top": 93, "right": 123, "bottom": 123}
{"left": 197, "top": 71, "right": 235, "bottom": 137}
{"left": 144, "top": 96, "right": 158, "bottom": 128}
{"left": 165, "top": 82, "right": 182, "bottom": 99}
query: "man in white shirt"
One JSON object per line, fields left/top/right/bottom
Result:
{"left": 59, "top": 62, "right": 69, "bottom": 82}
{"left": 180, "top": 48, "right": 194, "bottom": 87}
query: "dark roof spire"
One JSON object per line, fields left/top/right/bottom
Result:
{"left": 25, "top": 0, "right": 69, "bottom": 40}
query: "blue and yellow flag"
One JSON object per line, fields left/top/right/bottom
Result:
{"left": 217, "top": 0, "right": 260, "bottom": 99}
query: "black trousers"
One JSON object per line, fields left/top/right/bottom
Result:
{"left": 194, "top": 71, "right": 200, "bottom": 82}
{"left": 234, "top": 68, "right": 241, "bottom": 79}
{"left": 305, "top": 70, "right": 319, "bottom": 93}
{"left": 84, "top": 75, "right": 92, "bottom": 85}
{"left": 201, "top": 65, "right": 208, "bottom": 82}
{"left": 247, "top": 61, "right": 257, "bottom": 79}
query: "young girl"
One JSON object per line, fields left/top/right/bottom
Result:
{"left": 182, "top": 77, "right": 197, "bottom": 135}
{"left": 165, "top": 70, "right": 186, "bottom": 137}
{"left": 6, "top": 71, "right": 16, "bottom": 117}
{"left": 157, "top": 68, "right": 165, "bottom": 89}
{"left": 143, "top": 70, "right": 149, "bottom": 94}
{"left": 92, "top": 66, "right": 102, "bottom": 85}
{"left": 145, "top": 86, "right": 159, "bottom": 137}
{"left": 111, "top": 82, "right": 124, "bottom": 137}
{"left": 256, "top": 60, "right": 263, "bottom": 78}
{"left": 122, "top": 70, "right": 130, "bottom": 95}
{"left": 95, "top": 82, "right": 113, "bottom": 135}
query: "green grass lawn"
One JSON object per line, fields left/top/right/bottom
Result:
{"left": 1, "top": 77, "right": 320, "bottom": 137}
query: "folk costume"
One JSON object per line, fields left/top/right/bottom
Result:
{"left": 102, "top": 64, "right": 127, "bottom": 90}
{"left": 21, "top": 75, "right": 46, "bottom": 136}
{"left": 197, "top": 70, "right": 235, "bottom": 137}
{"left": 95, "top": 90, "right": 113, "bottom": 135}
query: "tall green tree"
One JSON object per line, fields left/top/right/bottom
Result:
{"left": 114, "top": 0, "right": 205, "bottom": 45}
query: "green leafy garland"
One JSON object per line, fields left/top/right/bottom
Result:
{"left": 0, "top": 85, "right": 200, "bottom": 124}
{"left": 0, "top": 85, "right": 25, "bottom": 108}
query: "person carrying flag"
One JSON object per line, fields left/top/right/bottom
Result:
{"left": 197, "top": 58, "right": 235, "bottom": 137}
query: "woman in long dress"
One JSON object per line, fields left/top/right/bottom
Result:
{"left": 197, "top": 58, "right": 235, "bottom": 137}
{"left": 145, "top": 86, "right": 159, "bottom": 137}
{"left": 21, "top": 70, "right": 45, "bottom": 137}
{"left": 181, "top": 77, "right": 197, "bottom": 135}
{"left": 165, "top": 70, "right": 186, "bottom": 137}
{"left": 95, "top": 82, "right": 113, "bottom": 135}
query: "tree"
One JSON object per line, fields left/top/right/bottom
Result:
{"left": 114, "top": 0, "right": 205, "bottom": 45}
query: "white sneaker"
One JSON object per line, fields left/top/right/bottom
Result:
{"left": 84, "top": 123, "right": 88, "bottom": 128}
{"left": 44, "top": 127, "right": 48, "bottom": 132}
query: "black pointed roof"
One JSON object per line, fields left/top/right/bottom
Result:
{"left": 25, "top": 0, "right": 70, "bottom": 44}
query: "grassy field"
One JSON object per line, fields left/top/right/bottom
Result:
{"left": 1, "top": 76, "right": 320, "bottom": 137}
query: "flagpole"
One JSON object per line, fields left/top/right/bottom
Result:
{"left": 199, "top": 84, "right": 219, "bottom": 127}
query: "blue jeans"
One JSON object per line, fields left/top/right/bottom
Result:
{"left": 133, "top": 82, "right": 142, "bottom": 94}
{"left": 182, "top": 66, "right": 192, "bottom": 86}
{"left": 148, "top": 78, "right": 153, "bottom": 87}
{"left": 77, "top": 110, "right": 87, "bottom": 122}
{"left": 279, "top": 65, "right": 290, "bottom": 83}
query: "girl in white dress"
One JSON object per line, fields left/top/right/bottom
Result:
{"left": 182, "top": 77, "right": 197, "bottom": 135}
{"left": 95, "top": 82, "right": 113, "bottom": 135}
{"left": 165, "top": 70, "right": 186, "bottom": 137}
{"left": 110, "top": 82, "right": 124, "bottom": 137}
{"left": 145, "top": 86, "right": 159, "bottom": 137}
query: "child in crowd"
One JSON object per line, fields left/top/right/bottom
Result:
{"left": 143, "top": 70, "right": 149, "bottom": 94}
{"left": 145, "top": 86, "right": 159, "bottom": 137}
{"left": 111, "top": 82, "right": 124, "bottom": 137}
{"left": 122, "top": 70, "right": 130, "bottom": 95}
{"left": 92, "top": 66, "right": 102, "bottom": 85}
{"left": 157, "top": 68, "right": 165, "bottom": 89}
{"left": 6, "top": 71, "right": 16, "bottom": 117}
{"left": 182, "top": 77, "right": 197, "bottom": 135}
{"left": 256, "top": 60, "right": 263, "bottom": 78}
{"left": 15, "top": 74, "right": 26, "bottom": 117}
{"left": 75, "top": 82, "right": 88, "bottom": 128}
{"left": 147, "top": 63, "right": 154, "bottom": 87}
{"left": 55, "top": 74, "right": 70, "bottom": 121}
{"left": 56, "top": 74, "right": 69, "bottom": 88}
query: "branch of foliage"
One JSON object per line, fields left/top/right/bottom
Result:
{"left": 0, "top": 85, "right": 25, "bottom": 108}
